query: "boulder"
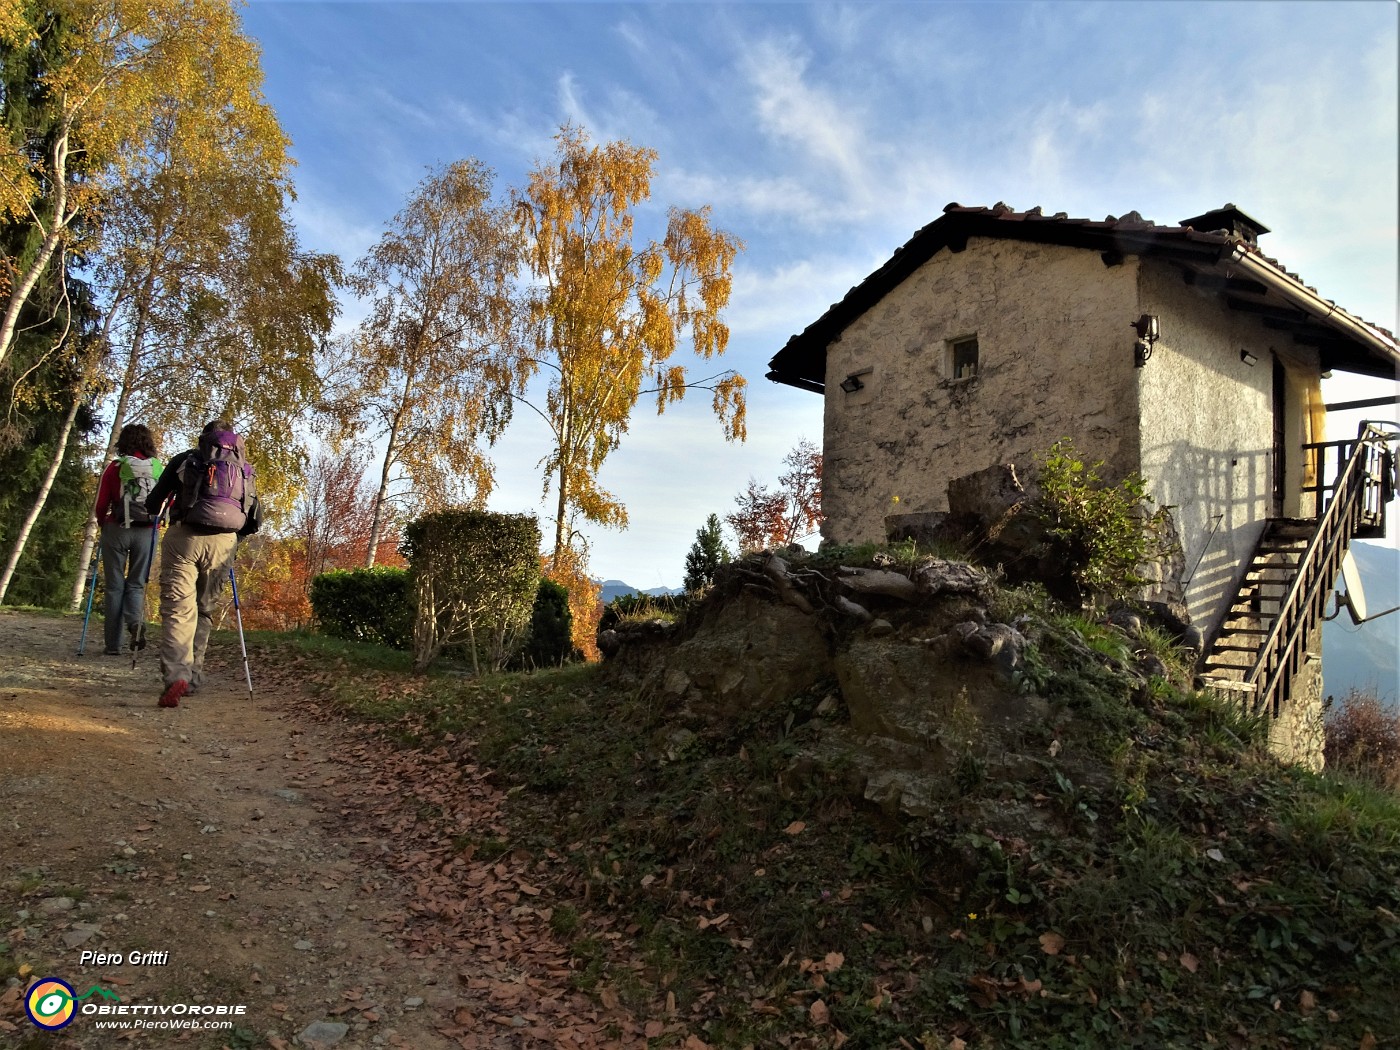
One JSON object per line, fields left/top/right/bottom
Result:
{"left": 643, "top": 591, "right": 830, "bottom": 721}
{"left": 913, "top": 558, "right": 994, "bottom": 599}
{"left": 947, "top": 462, "right": 1033, "bottom": 523}
{"left": 837, "top": 566, "right": 918, "bottom": 601}
{"left": 885, "top": 510, "right": 950, "bottom": 548}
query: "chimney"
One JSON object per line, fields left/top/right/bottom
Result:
{"left": 1178, "top": 204, "right": 1270, "bottom": 245}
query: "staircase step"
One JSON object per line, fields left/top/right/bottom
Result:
{"left": 1204, "top": 661, "right": 1256, "bottom": 672}
{"left": 1267, "top": 517, "right": 1317, "bottom": 534}
{"left": 1216, "top": 627, "right": 1273, "bottom": 635}
{"left": 1198, "top": 676, "right": 1257, "bottom": 694}
{"left": 1211, "top": 644, "right": 1261, "bottom": 653}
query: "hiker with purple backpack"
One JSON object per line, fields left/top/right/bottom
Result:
{"left": 143, "top": 420, "right": 261, "bottom": 709}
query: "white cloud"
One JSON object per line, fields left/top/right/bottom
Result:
{"left": 738, "top": 34, "right": 876, "bottom": 213}
{"left": 726, "top": 255, "right": 876, "bottom": 341}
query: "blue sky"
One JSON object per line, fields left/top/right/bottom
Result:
{"left": 241, "top": 0, "right": 1398, "bottom": 588}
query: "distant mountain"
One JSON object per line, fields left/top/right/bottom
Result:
{"left": 1323, "top": 541, "right": 1399, "bottom": 705}
{"left": 596, "top": 579, "right": 684, "bottom": 605}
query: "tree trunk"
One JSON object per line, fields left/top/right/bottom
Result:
{"left": 1, "top": 392, "right": 83, "bottom": 604}
{"left": 366, "top": 370, "right": 416, "bottom": 568}
{"left": 70, "top": 279, "right": 152, "bottom": 609}
{"left": 552, "top": 460, "right": 570, "bottom": 564}
{"left": 0, "top": 128, "right": 74, "bottom": 374}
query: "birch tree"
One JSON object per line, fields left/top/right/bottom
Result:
{"left": 512, "top": 124, "right": 746, "bottom": 564}
{"left": 0, "top": 0, "right": 285, "bottom": 375}
{"left": 330, "top": 159, "right": 522, "bottom": 566}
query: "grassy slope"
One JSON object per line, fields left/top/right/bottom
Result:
{"left": 271, "top": 601, "right": 1400, "bottom": 1050}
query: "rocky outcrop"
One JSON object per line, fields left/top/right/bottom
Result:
{"left": 600, "top": 549, "right": 1091, "bottom": 817}
{"left": 887, "top": 461, "right": 1189, "bottom": 612}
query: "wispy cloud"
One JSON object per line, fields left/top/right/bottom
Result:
{"left": 737, "top": 34, "right": 877, "bottom": 217}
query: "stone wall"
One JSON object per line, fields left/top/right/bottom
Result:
{"left": 1267, "top": 621, "right": 1326, "bottom": 772}
{"left": 821, "top": 238, "right": 1141, "bottom": 545}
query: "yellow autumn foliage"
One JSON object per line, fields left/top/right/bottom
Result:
{"left": 512, "top": 124, "right": 747, "bottom": 562}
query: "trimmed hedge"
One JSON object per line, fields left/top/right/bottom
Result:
{"left": 402, "top": 509, "right": 541, "bottom": 673}
{"left": 309, "top": 567, "right": 412, "bottom": 649}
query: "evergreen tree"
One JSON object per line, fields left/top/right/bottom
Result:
{"left": 683, "top": 513, "right": 729, "bottom": 592}
{"left": 520, "top": 578, "right": 575, "bottom": 669}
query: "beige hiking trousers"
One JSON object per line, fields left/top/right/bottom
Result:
{"left": 157, "top": 522, "right": 238, "bottom": 690}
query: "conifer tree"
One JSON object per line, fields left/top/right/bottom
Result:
{"left": 683, "top": 513, "right": 729, "bottom": 592}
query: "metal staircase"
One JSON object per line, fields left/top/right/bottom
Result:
{"left": 1200, "top": 423, "right": 1395, "bottom": 716}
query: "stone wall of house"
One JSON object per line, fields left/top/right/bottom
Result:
{"left": 1267, "top": 622, "right": 1326, "bottom": 771}
{"left": 821, "top": 238, "right": 1141, "bottom": 545}
{"left": 1135, "top": 263, "right": 1323, "bottom": 642}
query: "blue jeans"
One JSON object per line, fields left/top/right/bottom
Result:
{"left": 100, "top": 522, "right": 155, "bottom": 653}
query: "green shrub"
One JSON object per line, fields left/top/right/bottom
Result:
{"left": 309, "top": 567, "right": 412, "bottom": 649}
{"left": 402, "top": 509, "right": 541, "bottom": 674}
{"left": 1035, "top": 438, "right": 1175, "bottom": 603}
{"left": 683, "top": 513, "right": 729, "bottom": 592}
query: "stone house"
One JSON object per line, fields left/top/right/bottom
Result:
{"left": 766, "top": 203, "right": 1398, "bottom": 766}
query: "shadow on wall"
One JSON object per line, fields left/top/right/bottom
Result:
{"left": 1150, "top": 440, "right": 1273, "bottom": 634}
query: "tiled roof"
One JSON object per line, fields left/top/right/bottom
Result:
{"left": 767, "top": 203, "right": 1398, "bottom": 392}
{"left": 938, "top": 203, "right": 1391, "bottom": 338}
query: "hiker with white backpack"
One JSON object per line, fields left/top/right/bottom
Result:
{"left": 92, "top": 423, "right": 163, "bottom": 656}
{"left": 143, "top": 420, "right": 261, "bottom": 709}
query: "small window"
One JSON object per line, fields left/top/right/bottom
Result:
{"left": 949, "top": 336, "right": 979, "bottom": 380}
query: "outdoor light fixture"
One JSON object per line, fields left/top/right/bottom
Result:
{"left": 840, "top": 371, "right": 868, "bottom": 393}
{"left": 1131, "top": 314, "right": 1159, "bottom": 368}
{"left": 1240, "top": 350, "right": 1258, "bottom": 366}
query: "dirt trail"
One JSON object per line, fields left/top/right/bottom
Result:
{"left": 0, "top": 610, "right": 647, "bottom": 1050}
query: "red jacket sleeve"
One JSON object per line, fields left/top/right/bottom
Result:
{"left": 95, "top": 460, "right": 122, "bottom": 525}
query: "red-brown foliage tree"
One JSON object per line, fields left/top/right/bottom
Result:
{"left": 1325, "top": 688, "right": 1400, "bottom": 791}
{"left": 726, "top": 440, "right": 822, "bottom": 552}
{"left": 221, "top": 450, "right": 405, "bottom": 631}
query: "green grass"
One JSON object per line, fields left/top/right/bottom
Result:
{"left": 263, "top": 599, "right": 1400, "bottom": 1049}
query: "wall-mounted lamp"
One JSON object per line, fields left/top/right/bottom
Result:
{"left": 1131, "top": 314, "right": 1159, "bottom": 368}
{"left": 1320, "top": 369, "right": 1333, "bottom": 379}
{"left": 840, "top": 369, "right": 871, "bottom": 393}
{"left": 1240, "top": 350, "right": 1258, "bottom": 367}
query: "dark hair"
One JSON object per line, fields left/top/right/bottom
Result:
{"left": 202, "top": 419, "right": 233, "bottom": 435}
{"left": 115, "top": 423, "right": 156, "bottom": 458}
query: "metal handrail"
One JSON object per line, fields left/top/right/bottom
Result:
{"left": 1245, "top": 423, "right": 1393, "bottom": 716}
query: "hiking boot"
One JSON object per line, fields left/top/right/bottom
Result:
{"left": 103, "top": 648, "right": 122, "bottom": 656}
{"left": 158, "top": 681, "right": 189, "bottom": 708}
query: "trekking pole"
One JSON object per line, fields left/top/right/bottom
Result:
{"left": 132, "top": 498, "right": 171, "bottom": 670}
{"left": 77, "top": 547, "right": 101, "bottom": 656}
{"left": 228, "top": 565, "right": 254, "bottom": 700}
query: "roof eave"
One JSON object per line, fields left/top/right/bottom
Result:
{"left": 1229, "top": 248, "right": 1400, "bottom": 379}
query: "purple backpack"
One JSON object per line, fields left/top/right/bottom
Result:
{"left": 178, "top": 429, "right": 255, "bottom": 530}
